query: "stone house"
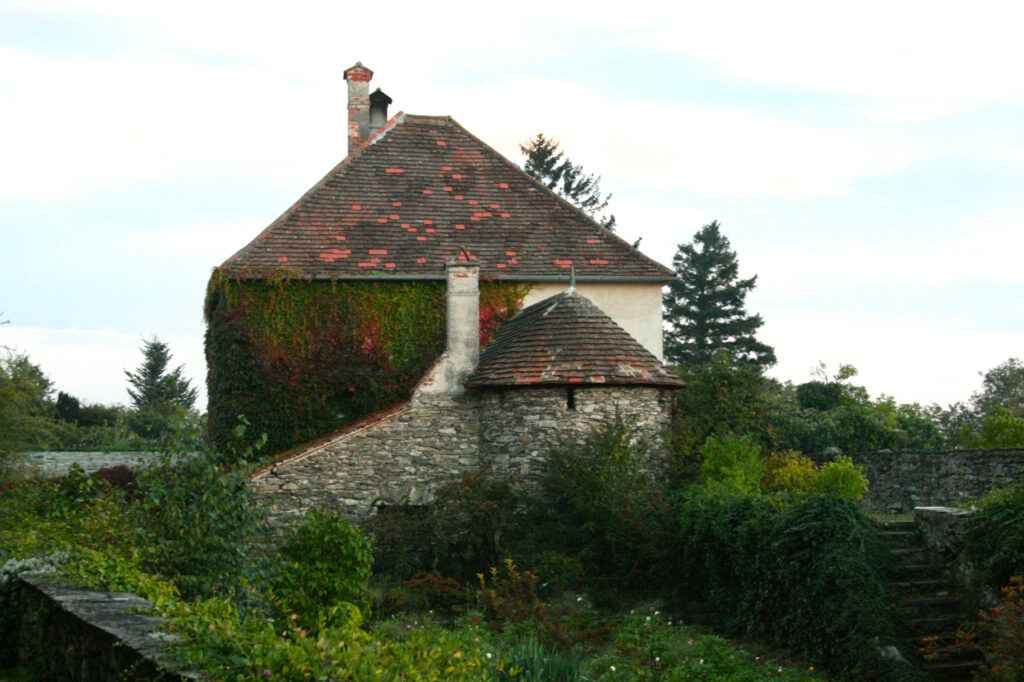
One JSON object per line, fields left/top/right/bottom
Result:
{"left": 213, "top": 61, "right": 685, "bottom": 518}
{"left": 252, "top": 256, "right": 684, "bottom": 522}
{"left": 216, "top": 62, "right": 673, "bottom": 357}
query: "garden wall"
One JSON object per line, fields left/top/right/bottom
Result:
{"left": 16, "top": 574, "right": 195, "bottom": 681}
{"left": 813, "top": 448, "right": 1024, "bottom": 513}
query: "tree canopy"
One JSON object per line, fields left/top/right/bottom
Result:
{"left": 662, "top": 221, "right": 776, "bottom": 372}
{"left": 519, "top": 133, "right": 616, "bottom": 231}
{"left": 125, "top": 336, "right": 198, "bottom": 412}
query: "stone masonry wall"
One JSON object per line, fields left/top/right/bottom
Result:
{"left": 478, "top": 386, "right": 674, "bottom": 486}
{"left": 252, "top": 385, "right": 675, "bottom": 523}
{"left": 812, "top": 448, "right": 1024, "bottom": 513}
{"left": 251, "top": 391, "right": 479, "bottom": 524}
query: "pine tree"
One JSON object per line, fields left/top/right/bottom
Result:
{"left": 519, "top": 133, "right": 616, "bottom": 231}
{"left": 124, "top": 336, "right": 197, "bottom": 411}
{"left": 663, "top": 221, "right": 776, "bottom": 372}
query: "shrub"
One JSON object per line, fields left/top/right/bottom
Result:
{"left": 962, "top": 478, "right": 1024, "bottom": 587}
{"left": 969, "top": 575, "right": 1024, "bottom": 680}
{"left": 673, "top": 490, "right": 915, "bottom": 679}
{"left": 812, "top": 455, "right": 868, "bottom": 501}
{"left": 699, "top": 432, "right": 764, "bottom": 494}
{"left": 541, "top": 419, "right": 677, "bottom": 593}
{"left": 367, "top": 470, "right": 525, "bottom": 583}
{"left": 762, "top": 451, "right": 816, "bottom": 493}
{"left": 128, "top": 444, "right": 266, "bottom": 600}
{"left": 274, "top": 509, "right": 373, "bottom": 627}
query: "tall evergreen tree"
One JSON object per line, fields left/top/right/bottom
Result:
{"left": 125, "top": 336, "right": 198, "bottom": 411}
{"left": 663, "top": 221, "right": 776, "bottom": 372}
{"left": 519, "top": 133, "right": 616, "bottom": 231}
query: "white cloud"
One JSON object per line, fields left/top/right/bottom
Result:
{"left": 639, "top": 1, "right": 1024, "bottom": 103}
{"left": 444, "top": 78, "right": 923, "bottom": 199}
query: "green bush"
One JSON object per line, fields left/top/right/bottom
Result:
{"left": 367, "top": 470, "right": 525, "bottom": 583}
{"left": 673, "top": 490, "right": 917, "bottom": 679}
{"left": 128, "top": 424, "right": 266, "bottom": 600}
{"left": 762, "top": 451, "right": 816, "bottom": 493}
{"left": 962, "top": 478, "right": 1024, "bottom": 587}
{"left": 274, "top": 509, "right": 373, "bottom": 627}
{"left": 699, "top": 432, "right": 765, "bottom": 494}
{"left": 540, "top": 419, "right": 677, "bottom": 593}
{"left": 812, "top": 455, "right": 868, "bottom": 500}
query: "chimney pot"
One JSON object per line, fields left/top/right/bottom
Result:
{"left": 369, "top": 88, "right": 393, "bottom": 131}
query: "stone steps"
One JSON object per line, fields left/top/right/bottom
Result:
{"left": 876, "top": 519, "right": 983, "bottom": 680}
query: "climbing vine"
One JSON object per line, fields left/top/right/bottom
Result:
{"left": 204, "top": 270, "right": 526, "bottom": 457}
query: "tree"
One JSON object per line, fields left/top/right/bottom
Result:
{"left": 519, "top": 133, "right": 616, "bottom": 231}
{"left": 0, "top": 349, "right": 56, "bottom": 453}
{"left": 972, "top": 358, "right": 1024, "bottom": 418}
{"left": 663, "top": 221, "right": 776, "bottom": 372}
{"left": 124, "top": 336, "right": 198, "bottom": 412}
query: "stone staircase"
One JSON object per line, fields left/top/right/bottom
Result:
{"left": 878, "top": 519, "right": 984, "bottom": 680}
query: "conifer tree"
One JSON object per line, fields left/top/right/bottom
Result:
{"left": 519, "top": 133, "right": 616, "bottom": 231}
{"left": 663, "top": 221, "right": 776, "bottom": 372}
{"left": 124, "top": 336, "right": 197, "bottom": 411}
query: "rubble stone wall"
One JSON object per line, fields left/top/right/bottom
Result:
{"left": 252, "top": 386, "right": 675, "bottom": 523}
{"left": 812, "top": 449, "right": 1024, "bottom": 513}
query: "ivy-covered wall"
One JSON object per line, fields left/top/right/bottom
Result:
{"left": 204, "top": 270, "right": 525, "bottom": 456}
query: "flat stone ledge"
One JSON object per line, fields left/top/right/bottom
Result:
{"left": 19, "top": 574, "right": 200, "bottom": 680}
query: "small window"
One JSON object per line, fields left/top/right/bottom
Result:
{"left": 567, "top": 387, "right": 576, "bottom": 411}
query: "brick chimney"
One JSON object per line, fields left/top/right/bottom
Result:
{"left": 343, "top": 62, "right": 373, "bottom": 156}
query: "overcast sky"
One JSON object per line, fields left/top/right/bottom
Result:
{"left": 2, "top": 0, "right": 1023, "bottom": 410}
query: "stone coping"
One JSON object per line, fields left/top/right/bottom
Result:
{"left": 20, "top": 574, "right": 201, "bottom": 679}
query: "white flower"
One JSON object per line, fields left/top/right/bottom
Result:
{"left": 610, "top": 665, "right": 616, "bottom": 672}
{"left": 486, "top": 653, "right": 492, "bottom": 659}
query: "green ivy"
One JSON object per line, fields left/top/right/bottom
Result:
{"left": 204, "top": 271, "right": 526, "bottom": 456}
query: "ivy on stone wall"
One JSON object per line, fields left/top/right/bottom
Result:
{"left": 204, "top": 270, "right": 526, "bottom": 457}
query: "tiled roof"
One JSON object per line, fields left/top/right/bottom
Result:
{"left": 221, "top": 114, "right": 673, "bottom": 281}
{"left": 465, "top": 289, "right": 685, "bottom": 388}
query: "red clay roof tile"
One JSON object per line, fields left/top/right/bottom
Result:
{"left": 220, "top": 115, "right": 673, "bottom": 281}
{"left": 465, "top": 289, "right": 685, "bottom": 388}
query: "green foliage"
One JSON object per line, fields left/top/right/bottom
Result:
{"left": 767, "top": 367, "right": 945, "bottom": 454}
{"left": 367, "top": 470, "right": 526, "bottom": 583}
{"left": 670, "top": 351, "right": 775, "bottom": 483}
{"left": 812, "top": 456, "right": 869, "bottom": 501}
{"left": 167, "top": 598, "right": 502, "bottom": 681}
{"left": 663, "top": 221, "right": 776, "bottom": 372}
{"left": 586, "top": 609, "right": 823, "bottom": 681}
{"left": 204, "top": 273, "right": 526, "bottom": 456}
{"left": 0, "top": 349, "right": 56, "bottom": 454}
{"left": 673, "top": 490, "right": 916, "bottom": 679}
{"left": 976, "top": 406, "right": 1024, "bottom": 447}
{"left": 273, "top": 509, "right": 373, "bottom": 627}
{"left": 969, "top": 575, "right": 1024, "bottom": 680}
{"left": 519, "top": 132, "right": 616, "bottom": 231}
{"left": 972, "top": 357, "right": 1024, "bottom": 418}
{"left": 540, "top": 419, "right": 677, "bottom": 593}
{"left": 128, "top": 422, "right": 267, "bottom": 599}
{"left": 699, "top": 433, "right": 765, "bottom": 494}
{"left": 477, "top": 559, "right": 548, "bottom": 625}
{"left": 124, "top": 336, "right": 198, "bottom": 411}
{"left": 762, "top": 451, "right": 817, "bottom": 493}
{"left": 962, "top": 478, "right": 1024, "bottom": 587}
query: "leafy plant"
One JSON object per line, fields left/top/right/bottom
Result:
{"left": 812, "top": 455, "right": 868, "bottom": 500}
{"left": 699, "top": 432, "right": 764, "bottom": 494}
{"left": 273, "top": 509, "right": 373, "bottom": 628}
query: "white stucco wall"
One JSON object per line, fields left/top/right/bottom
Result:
{"left": 521, "top": 282, "right": 665, "bottom": 360}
